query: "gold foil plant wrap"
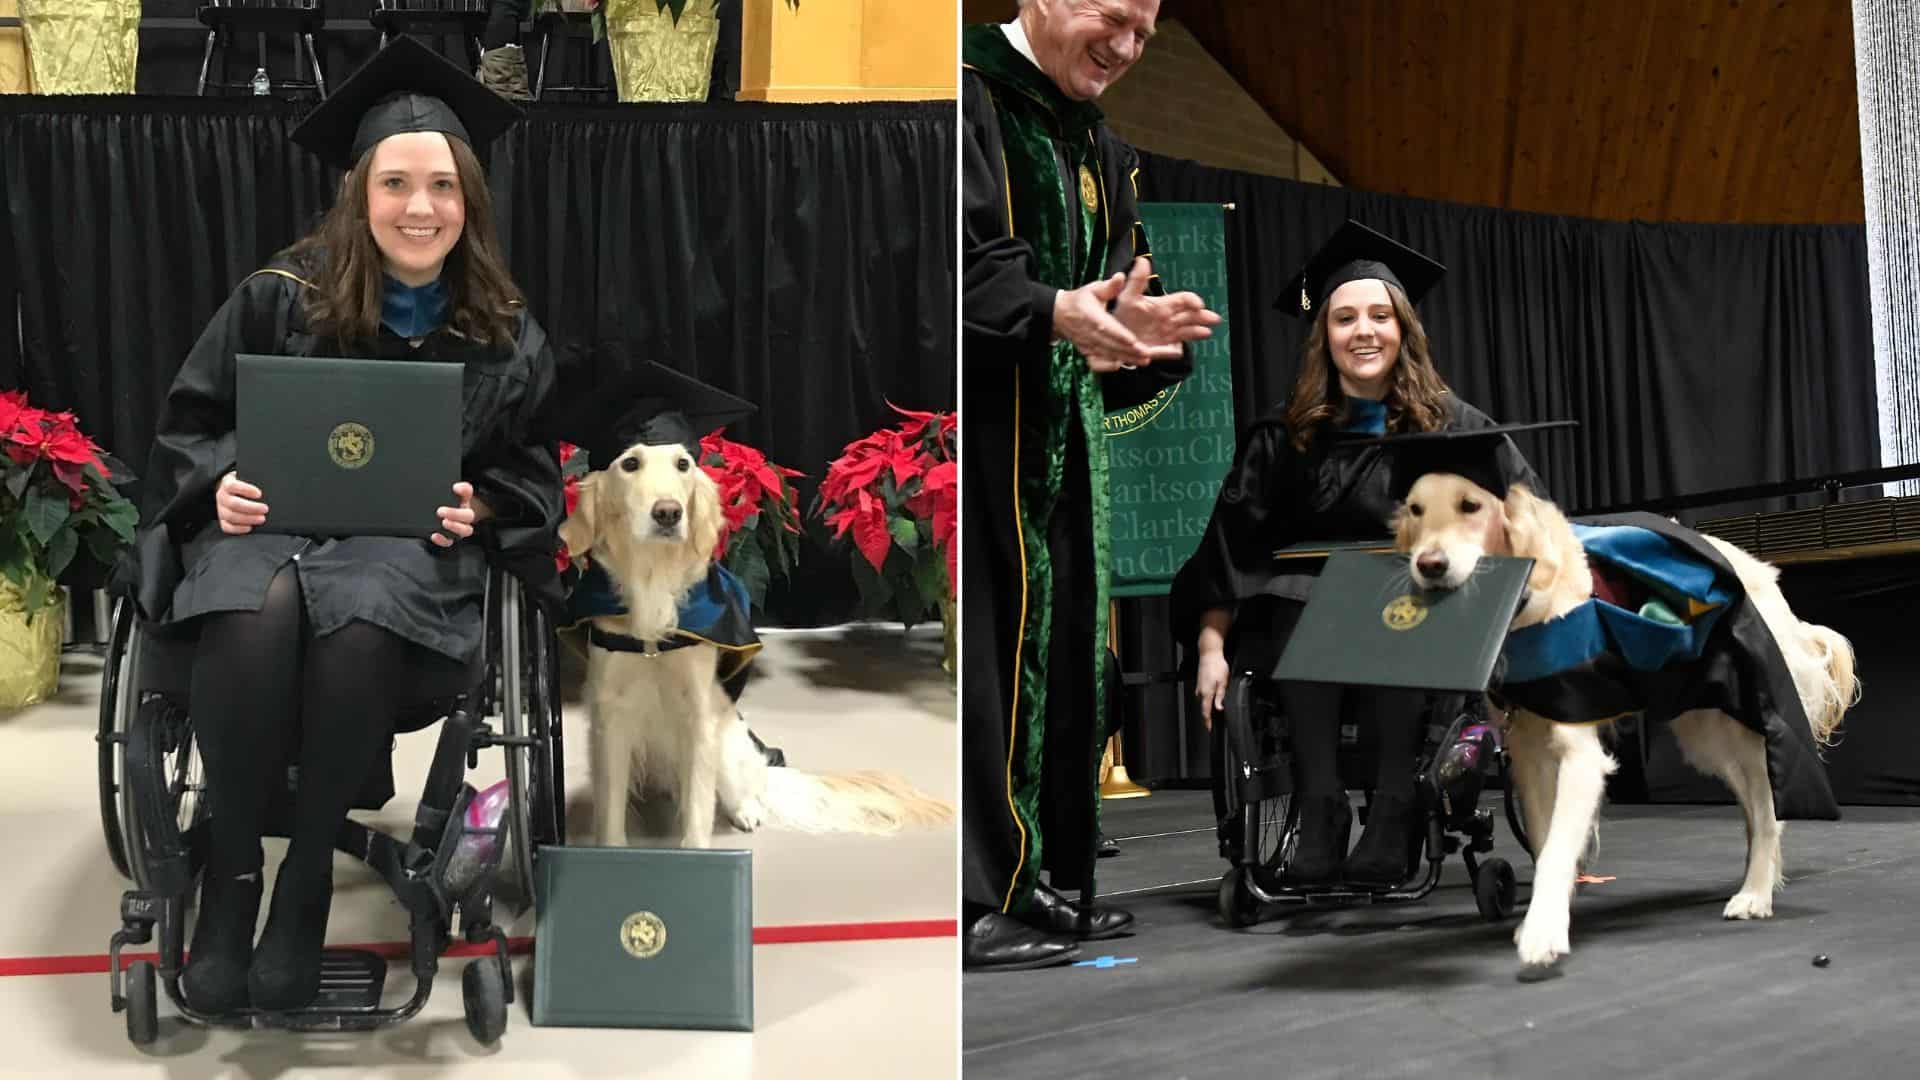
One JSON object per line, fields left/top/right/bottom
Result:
{"left": 0, "top": 1, "right": 30, "bottom": 95}
{"left": 0, "top": 391, "right": 138, "bottom": 709}
{"left": 0, "top": 576, "right": 63, "bottom": 709}
{"left": 21, "top": 0, "right": 141, "bottom": 95}
{"left": 605, "top": 0, "right": 719, "bottom": 103}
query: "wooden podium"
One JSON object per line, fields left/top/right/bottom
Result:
{"left": 739, "top": 0, "right": 955, "bottom": 103}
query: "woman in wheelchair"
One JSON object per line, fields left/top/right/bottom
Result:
{"left": 1172, "top": 222, "right": 1541, "bottom": 890}
{"left": 122, "top": 40, "right": 561, "bottom": 1014}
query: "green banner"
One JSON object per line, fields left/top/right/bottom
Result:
{"left": 1104, "top": 202, "right": 1235, "bottom": 598}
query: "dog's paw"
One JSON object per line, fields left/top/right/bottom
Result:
{"left": 1723, "top": 890, "right": 1774, "bottom": 920}
{"left": 727, "top": 798, "right": 766, "bottom": 832}
{"left": 1514, "top": 914, "right": 1571, "bottom": 968}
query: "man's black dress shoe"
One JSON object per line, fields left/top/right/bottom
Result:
{"left": 1019, "top": 883, "right": 1135, "bottom": 941}
{"left": 1097, "top": 833, "right": 1120, "bottom": 858}
{"left": 964, "top": 912, "right": 1081, "bottom": 971}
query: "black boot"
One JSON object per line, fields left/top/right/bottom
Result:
{"left": 247, "top": 858, "right": 333, "bottom": 1012}
{"left": 179, "top": 871, "right": 263, "bottom": 1014}
{"left": 1277, "top": 794, "right": 1351, "bottom": 886}
{"left": 1344, "top": 792, "right": 1425, "bottom": 887}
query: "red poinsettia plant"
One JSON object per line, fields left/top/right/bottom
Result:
{"left": 0, "top": 391, "right": 138, "bottom": 617}
{"left": 814, "top": 404, "right": 956, "bottom": 628}
{"left": 555, "top": 433, "right": 804, "bottom": 612}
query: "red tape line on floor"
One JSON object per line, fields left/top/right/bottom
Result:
{"left": 0, "top": 919, "right": 957, "bottom": 978}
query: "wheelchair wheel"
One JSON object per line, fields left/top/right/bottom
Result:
{"left": 462, "top": 957, "right": 508, "bottom": 1046}
{"left": 98, "top": 598, "right": 136, "bottom": 881}
{"left": 497, "top": 577, "right": 543, "bottom": 907}
{"left": 124, "top": 959, "right": 158, "bottom": 1046}
{"left": 1216, "top": 867, "right": 1261, "bottom": 928}
{"left": 1474, "top": 856, "right": 1517, "bottom": 921}
{"left": 522, "top": 594, "right": 565, "bottom": 850}
{"left": 1499, "top": 750, "right": 1533, "bottom": 859}
{"left": 1213, "top": 675, "right": 1295, "bottom": 889}
{"left": 124, "top": 687, "right": 208, "bottom": 897}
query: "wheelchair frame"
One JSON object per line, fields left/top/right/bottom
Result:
{"left": 94, "top": 568, "right": 566, "bottom": 1046}
{"left": 1210, "top": 672, "right": 1533, "bottom": 929}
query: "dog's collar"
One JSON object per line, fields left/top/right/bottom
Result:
{"left": 587, "top": 624, "right": 698, "bottom": 657}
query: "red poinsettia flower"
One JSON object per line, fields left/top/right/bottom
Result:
{"left": 0, "top": 390, "right": 30, "bottom": 438}
{"left": 687, "top": 430, "right": 804, "bottom": 574}
{"left": 817, "top": 406, "right": 957, "bottom": 603}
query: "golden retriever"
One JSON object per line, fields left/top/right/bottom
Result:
{"left": 560, "top": 441, "right": 952, "bottom": 849}
{"left": 1394, "top": 472, "right": 1856, "bottom": 969}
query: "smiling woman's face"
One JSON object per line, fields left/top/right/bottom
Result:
{"left": 1324, "top": 278, "right": 1402, "bottom": 399}
{"left": 365, "top": 130, "right": 465, "bottom": 287}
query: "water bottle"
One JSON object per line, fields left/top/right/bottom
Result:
{"left": 251, "top": 67, "right": 271, "bottom": 97}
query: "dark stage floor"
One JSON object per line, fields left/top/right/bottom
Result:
{"left": 964, "top": 790, "right": 1920, "bottom": 1080}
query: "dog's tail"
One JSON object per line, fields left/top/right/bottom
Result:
{"left": 760, "top": 768, "right": 953, "bottom": 835}
{"left": 1801, "top": 622, "right": 1859, "bottom": 748}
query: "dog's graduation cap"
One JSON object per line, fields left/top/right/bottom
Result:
{"left": 545, "top": 359, "right": 758, "bottom": 468}
{"left": 1281, "top": 220, "right": 1446, "bottom": 318}
{"left": 1360, "top": 421, "right": 1578, "bottom": 502}
{"left": 290, "top": 36, "right": 522, "bottom": 169}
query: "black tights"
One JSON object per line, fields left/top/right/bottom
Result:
{"left": 190, "top": 564, "right": 409, "bottom": 884}
{"left": 183, "top": 563, "right": 472, "bottom": 1010}
{"left": 1283, "top": 681, "right": 1426, "bottom": 799}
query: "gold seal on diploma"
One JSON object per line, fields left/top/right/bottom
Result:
{"left": 1382, "top": 595, "right": 1430, "bottom": 631}
{"left": 327, "top": 422, "right": 374, "bottom": 469}
{"left": 619, "top": 911, "right": 667, "bottom": 959}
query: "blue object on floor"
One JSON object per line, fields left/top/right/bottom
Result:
{"left": 1073, "top": 956, "right": 1139, "bottom": 969}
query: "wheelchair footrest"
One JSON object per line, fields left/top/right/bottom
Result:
{"left": 309, "top": 950, "right": 386, "bottom": 1013}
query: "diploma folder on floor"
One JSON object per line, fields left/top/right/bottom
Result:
{"left": 532, "top": 846, "right": 754, "bottom": 1031}
{"left": 236, "top": 353, "right": 463, "bottom": 539}
{"left": 1273, "top": 550, "right": 1533, "bottom": 693}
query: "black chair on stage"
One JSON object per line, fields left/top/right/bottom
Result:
{"left": 195, "top": 1, "right": 328, "bottom": 99}
{"left": 368, "top": 0, "right": 492, "bottom": 73}
{"left": 530, "top": 8, "right": 613, "bottom": 100}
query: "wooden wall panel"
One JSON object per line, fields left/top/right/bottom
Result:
{"left": 1172, "top": 0, "right": 1863, "bottom": 224}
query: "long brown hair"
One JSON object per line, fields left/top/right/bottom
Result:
{"left": 1281, "top": 280, "right": 1451, "bottom": 451}
{"left": 284, "top": 135, "right": 522, "bottom": 346}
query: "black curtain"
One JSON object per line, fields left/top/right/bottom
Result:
{"left": 1137, "top": 152, "right": 1882, "bottom": 517}
{"left": 0, "top": 96, "right": 955, "bottom": 627}
{"left": 1120, "top": 151, "right": 1890, "bottom": 794}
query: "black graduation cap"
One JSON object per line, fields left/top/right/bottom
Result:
{"left": 1360, "top": 421, "right": 1578, "bottom": 502}
{"left": 1279, "top": 220, "right": 1446, "bottom": 318}
{"left": 547, "top": 359, "right": 758, "bottom": 468}
{"left": 289, "top": 36, "right": 523, "bottom": 170}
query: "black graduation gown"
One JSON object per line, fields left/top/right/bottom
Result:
{"left": 124, "top": 259, "right": 563, "bottom": 666}
{"left": 1170, "top": 395, "right": 1542, "bottom": 675}
{"left": 960, "top": 47, "right": 1192, "bottom": 914}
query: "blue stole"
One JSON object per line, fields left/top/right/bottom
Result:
{"left": 381, "top": 275, "right": 449, "bottom": 338}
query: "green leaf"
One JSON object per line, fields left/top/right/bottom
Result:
{"left": 911, "top": 542, "right": 948, "bottom": 609}
{"left": 85, "top": 524, "right": 122, "bottom": 568}
{"left": 98, "top": 497, "right": 138, "bottom": 542}
{"left": 23, "top": 572, "right": 48, "bottom": 614}
{"left": 23, "top": 487, "right": 66, "bottom": 545}
{"left": 45, "top": 527, "right": 77, "bottom": 580}
{"left": 848, "top": 551, "right": 883, "bottom": 618}
{"left": 730, "top": 537, "right": 771, "bottom": 612}
{"left": 3, "top": 468, "right": 26, "bottom": 500}
{"left": 888, "top": 515, "right": 918, "bottom": 553}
